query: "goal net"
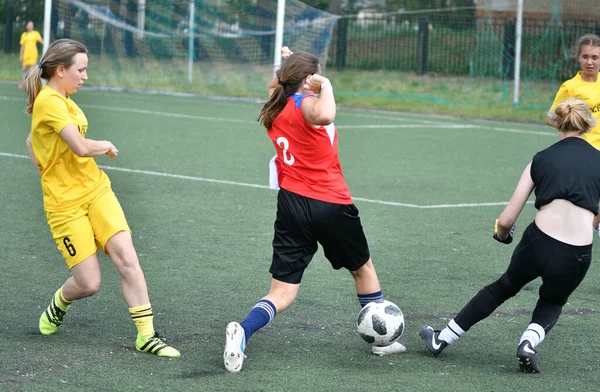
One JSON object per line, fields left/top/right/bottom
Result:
{"left": 51, "top": 0, "right": 337, "bottom": 96}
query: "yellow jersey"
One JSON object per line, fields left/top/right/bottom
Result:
{"left": 20, "top": 30, "right": 42, "bottom": 66}
{"left": 31, "top": 85, "right": 110, "bottom": 212}
{"left": 551, "top": 71, "right": 600, "bottom": 150}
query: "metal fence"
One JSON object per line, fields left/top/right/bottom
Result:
{"left": 328, "top": 14, "right": 600, "bottom": 82}
{"left": 4, "top": 3, "right": 600, "bottom": 83}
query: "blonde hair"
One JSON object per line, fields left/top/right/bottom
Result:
{"left": 23, "top": 39, "right": 88, "bottom": 114}
{"left": 548, "top": 98, "right": 597, "bottom": 134}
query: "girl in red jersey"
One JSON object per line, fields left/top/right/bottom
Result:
{"left": 223, "top": 48, "right": 405, "bottom": 373}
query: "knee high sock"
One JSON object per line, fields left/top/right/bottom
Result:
{"left": 240, "top": 299, "right": 277, "bottom": 346}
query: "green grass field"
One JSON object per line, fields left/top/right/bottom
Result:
{"left": 1, "top": 81, "right": 599, "bottom": 391}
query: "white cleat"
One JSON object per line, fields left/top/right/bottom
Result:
{"left": 224, "top": 322, "right": 246, "bottom": 373}
{"left": 371, "top": 341, "right": 407, "bottom": 356}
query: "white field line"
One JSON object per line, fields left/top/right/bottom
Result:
{"left": 336, "top": 124, "right": 473, "bottom": 129}
{"left": 77, "top": 89, "right": 450, "bottom": 125}
{"left": 1, "top": 96, "right": 255, "bottom": 124}
{"left": 65, "top": 85, "right": 540, "bottom": 130}
{"left": 1, "top": 95, "right": 553, "bottom": 136}
{"left": 1, "top": 152, "right": 526, "bottom": 209}
{"left": 340, "top": 111, "right": 450, "bottom": 124}
{"left": 82, "top": 103, "right": 256, "bottom": 124}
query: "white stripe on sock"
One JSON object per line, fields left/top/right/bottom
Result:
{"left": 254, "top": 302, "right": 275, "bottom": 321}
{"left": 439, "top": 319, "right": 465, "bottom": 345}
{"left": 359, "top": 293, "right": 383, "bottom": 301}
{"left": 448, "top": 319, "right": 465, "bottom": 336}
{"left": 360, "top": 293, "right": 383, "bottom": 298}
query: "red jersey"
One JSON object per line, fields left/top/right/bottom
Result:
{"left": 267, "top": 94, "right": 352, "bottom": 204}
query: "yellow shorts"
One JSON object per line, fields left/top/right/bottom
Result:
{"left": 45, "top": 188, "right": 131, "bottom": 269}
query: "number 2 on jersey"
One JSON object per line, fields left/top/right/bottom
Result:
{"left": 276, "top": 136, "right": 295, "bottom": 165}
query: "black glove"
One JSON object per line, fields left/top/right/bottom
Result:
{"left": 493, "top": 218, "right": 515, "bottom": 244}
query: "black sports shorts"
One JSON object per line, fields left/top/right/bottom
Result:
{"left": 269, "top": 187, "right": 371, "bottom": 284}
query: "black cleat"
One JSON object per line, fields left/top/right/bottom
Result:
{"left": 517, "top": 341, "right": 540, "bottom": 373}
{"left": 419, "top": 325, "right": 448, "bottom": 356}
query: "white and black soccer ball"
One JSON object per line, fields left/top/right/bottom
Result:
{"left": 356, "top": 300, "right": 405, "bottom": 347}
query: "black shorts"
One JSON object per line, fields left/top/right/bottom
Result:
{"left": 269, "top": 188, "right": 371, "bottom": 284}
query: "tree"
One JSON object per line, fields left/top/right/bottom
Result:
{"left": 2, "top": 0, "right": 45, "bottom": 28}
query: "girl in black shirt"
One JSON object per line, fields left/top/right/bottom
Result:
{"left": 420, "top": 98, "right": 600, "bottom": 373}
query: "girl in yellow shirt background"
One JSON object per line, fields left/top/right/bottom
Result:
{"left": 550, "top": 34, "right": 600, "bottom": 149}
{"left": 19, "top": 21, "right": 43, "bottom": 89}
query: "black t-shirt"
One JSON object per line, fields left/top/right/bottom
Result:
{"left": 532, "top": 137, "right": 600, "bottom": 214}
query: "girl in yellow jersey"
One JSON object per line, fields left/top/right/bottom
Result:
{"left": 550, "top": 34, "right": 600, "bottom": 149}
{"left": 18, "top": 21, "right": 43, "bottom": 89}
{"left": 23, "top": 39, "right": 179, "bottom": 358}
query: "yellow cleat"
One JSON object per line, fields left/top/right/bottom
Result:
{"left": 39, "top": 298, "right": 67, "bottom": 335}
{"left": 136, "top": 333, "right": 180, "bottom": 358}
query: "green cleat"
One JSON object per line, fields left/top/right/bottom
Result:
{"left": 39, "top": 297, "right": 68, "bottom": 335}
{"left": 136, "top": 333, "right": 180, "bottom": 358}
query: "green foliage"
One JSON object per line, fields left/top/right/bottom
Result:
{"left": 0, "top": 0, "right": 44, "bottom": 25}
{"left": 302, "top": 0, "right": 330, "bottom": 11}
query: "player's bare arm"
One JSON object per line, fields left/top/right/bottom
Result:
{"left": 25, "top": 131, "right": 40, "bottom": 174}
{"left": 59, "top": 125, "right": 118, "bottom": 160}
{"left": 301, "top": 75, "right": 335, "bottom": 126}
{"left": 268, "top": 46, "right": 294, "bottom": 98}
{"left": 496, "top": 161, "right": 535, "bottom": 239}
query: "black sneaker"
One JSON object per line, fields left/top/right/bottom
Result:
{"left": 419, "top": 325, "right": 448, "bottom": 356}
{"left": 517, "top": 340, "right": 540, "bottom": 373}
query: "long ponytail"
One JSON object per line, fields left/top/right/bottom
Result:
{"left": 258, "top": 77, "right": 289, "bottom": 129}
{"left": 23, "top": 64, "right": 44, "bottom": 115}
{"left": 258, "top": 52, "right": 320, "bottom": 129}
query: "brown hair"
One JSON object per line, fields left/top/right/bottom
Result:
{"left": 258, "top": 51, "right": 320, "bottom": 129}
{"left": 548, "top": 98, "right": 597, "bottom": 134}
{"left": 573, "top": 34, "right": 600, "bottom": 58}
{"left": 23, "top": 39, "right": 88, "bottom": 114}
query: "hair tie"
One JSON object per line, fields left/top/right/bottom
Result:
{"left": 36, "top": 61, "right": 42, "bottom": 69}
{"left": 278, "top": 77, "right": 285, "bottom": 87}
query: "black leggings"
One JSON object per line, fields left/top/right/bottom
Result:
{"left": 454, "top": 222, "right": 591, "bottom": 334}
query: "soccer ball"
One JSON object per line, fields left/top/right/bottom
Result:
{"left": 356, "top": 300, "right": 405, "bottom": 347}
